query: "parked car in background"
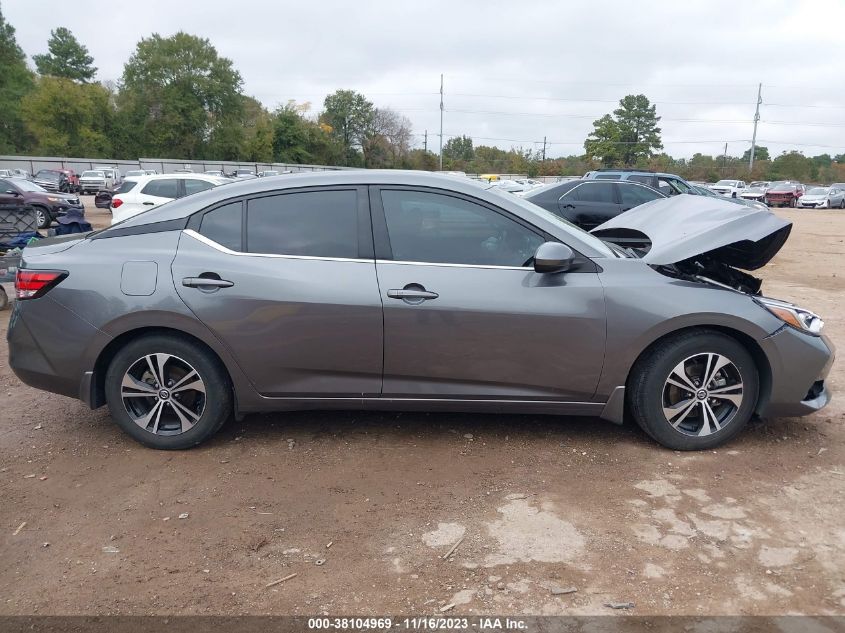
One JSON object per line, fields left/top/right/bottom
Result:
{"left": 233, "top": 168, "right": 257, "bottom": 179}
{"left": 0, "top": 169, "right": 13, "bottom": 178}
{"left": 94, "top": 167, "right": 121, "bottom": 187}
{"left": 33, "top": 169, "right": 74, "bottom": 193}
{"left": 765, "top": 181, "right": 804, "bottom": 207}
{"left": 125, "top": 170, "right": 147, "bottom": 178}
{"left": 690, "top": 184, "right": 769, "bottom": 212}
{"left": 8, "top": 172, "right": 832, "bottom": 451}
{"left": 522, "top": 178, "right": 666, "bottom": 229}
{"left": 583, "top": 169, "right": 696, "bottom": 197}
{"left": 79, "top": 170, "right": 113, "bottom": 194}
{"left": 257, "top": 170, "right": 280, "bottom": 177}
{"left": 830, "top": 182, "right": 845, "bottom": 192}
{"left": 110, "top": 174, "right": 230, "bottom": 224}
{"left": 711, "top": 179, "right": 746, "bottom": 198}
{"left": 740, "top": 182, "right": 770, "bottom": 202}
{"left": 205, "top": 170, "right": 225, "bottom": 177}
{"left": 0, "top": 176, "right": 83, "bottom": 228}
{"left": 0, "top": 168, "right": 32, "bottom": 179}
{"left": 797, "top": 186, "right": 845, "bottom": 209}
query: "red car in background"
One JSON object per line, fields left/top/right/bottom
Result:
{"left": 764, "top": 181, "right": 803, "bottom": 208}
{"left": 58, "top": 169, "right": 80, "bottom": 193}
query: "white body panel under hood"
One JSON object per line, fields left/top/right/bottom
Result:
{"left": 591, "top": 194, "right": 791, "bottom": 270}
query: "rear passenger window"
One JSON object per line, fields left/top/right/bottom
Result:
{"left": 141, "top": 179, "right": 179, "bottom": 198}
{"left": 184, "top": 179, "right": 214, "bottom": 196}
{"left": 246, "top": 190, "right": 358, "bottom": 258}
{"left": 116, "top": 180, "right": 137, "bottom": 194}
{"left": 572, "top": 182, "right": 615, "bottom": 203}
{"left": 619, "top": 183, "right": 663, "bottom": 207}
{"left": 199, "top": 202, "right": 242, "bottom": 251}
{"left": 627, "top": 175, "right": 654, "bottom": 185}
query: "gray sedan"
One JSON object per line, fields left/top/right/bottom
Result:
{"left": 7, "top": 172, "right": 833, "bottom": 451}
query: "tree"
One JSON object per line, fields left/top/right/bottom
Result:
{"left": 362, "top": 107, "right": 413, "bottom": 168}
{"left": 584, "top": 114, "right": 622, "bottom": 166}
{"left": 443, "top": 135, "right": 474, "bottom": 163}
{"left": 613, "top": 94, "right": 662, "bottom": 165}
{"left": 321, "top": 90, "right": 374, "bottom": 166}
{"left": 33, "top": 27, "right": 97, "bottom": 82}
{"left": 584, "top": 95, "right": 662, "bottom": 167}
{"left": 21, "top": 77, "right": 112, "bottom": 156}
{"left": 742, "top": 146, "right": 769, "bottom": 162}
{"left": 119, "top": 32, "right": 243, "bottom": 159}
{"left": 0, "top": 5, "right": 34, "bottom": 152}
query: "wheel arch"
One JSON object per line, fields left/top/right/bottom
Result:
{"left": 624, "top": 324, "right": 773, "bottom": 416}
{"left": 90, "top": 326, "right": 240, "bottom": 410}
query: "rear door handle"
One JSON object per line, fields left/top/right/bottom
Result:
{"left": 143, "top": 202, "right": 156, "bottom": 206}
{"left": 387, "top": 284, "right": 439, "bottom": 305}
{"left": 182, "top": 277, "right": 234, "bottom": 289}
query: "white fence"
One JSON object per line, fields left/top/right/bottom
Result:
{"left": 0, "top": 155, "right": 352, "bottom": 176}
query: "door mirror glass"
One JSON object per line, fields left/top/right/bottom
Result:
{"left": 533, "top": 242, "right": 574, "bottom": 274}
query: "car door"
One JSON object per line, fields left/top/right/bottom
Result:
{"left": 0, "top": 179, "right": 23, "bottom": 208}
{"left": 371, "top": 186, "right": 606, "bottom": 402}
{"left": 172, "top": 186, "right": 383, "bottom": 397}
{"left": 558, "top": 181, "right": 621, "bottom": 229}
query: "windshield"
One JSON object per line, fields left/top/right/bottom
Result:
{"left": 12, "top": 180, "right": 47, "bottom": 193}
{"left": 769, "top": 181, "right": 792, "bottom": 189}
{"left": 485, "top": 186, "right": 617, "bottom": 258}
{"left": 807, "top": 187, "right": 829, "bottom": 195}
{"left": 692, "top": 185, "right": 719, "bottom": 198}
{"left": 82, "top": 171, "right": 104, "bottom": 177}
{"left": 715, "top": 180, "right": 738, "bottom": 186}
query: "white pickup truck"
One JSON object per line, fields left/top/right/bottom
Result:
{"left": 711, "top": 179, "right": 746, "bottom": 198}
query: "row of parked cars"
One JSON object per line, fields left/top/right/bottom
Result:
{"left": 706, "top": 179, "right": 845, "bottom": 209}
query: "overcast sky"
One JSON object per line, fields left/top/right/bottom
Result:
{"left": 5, "top": 0, "right": 845, "bottom": 159}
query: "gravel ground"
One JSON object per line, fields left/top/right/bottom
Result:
{"left": 0, "top": 200, "right": 842, "bottom": 616}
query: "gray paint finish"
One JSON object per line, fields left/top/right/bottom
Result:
{"left": 6, "top": 171, "right": 834, "bottom": 449}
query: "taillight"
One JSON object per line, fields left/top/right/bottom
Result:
{"left": 111, "top": 198, "right": 123, "bottom": 208}
{"left": 15, "top": 270, "right": 67, "bottom": 300}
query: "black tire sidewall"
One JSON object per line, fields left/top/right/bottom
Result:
{"left": 630, "top": 332, "right": 759, "bottom": 451}
{"left": 104, "top": 335, "right": 232, "bottom": 449}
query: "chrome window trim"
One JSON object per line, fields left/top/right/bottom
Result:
{"left": 183, "top": 229, "right": 371, "bottom": 263}
{"left": 376, "top": 259, "right": 531, "bottom": 271}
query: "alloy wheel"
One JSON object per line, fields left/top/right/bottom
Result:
{"left": 661, "top": 353, "right": 744, "bottom": 437}
{"left": 120, "top": 353, "right": 206, "bottom": 435}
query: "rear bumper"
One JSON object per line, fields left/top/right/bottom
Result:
{"left": 758, "top": 327, "right": 835, "bottom": 418}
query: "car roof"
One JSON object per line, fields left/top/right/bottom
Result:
{"left": 105, "top": 170, "right": 613, "bottom": 258}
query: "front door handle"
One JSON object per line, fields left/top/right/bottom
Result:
{"left": 142, "top": 202, "right": 156, "bottom": 206}
{"left": 387, "top": 285, "right": 439, "bottom": 304}
{"left": 182, "top": 276, "right": 234, "bottom": 289}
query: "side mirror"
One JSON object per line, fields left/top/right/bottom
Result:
{"left": 533, "top": 242, "right": 575, "bottom": 274}
{"left": 6, "top": 189, "right": 20, "bottom": 196}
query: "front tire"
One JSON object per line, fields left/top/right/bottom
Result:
{"left": 104, "top": 334, "right": 232, "bottom": 449}
{"left": 34, "top": 206, "right": 50, "bottom": 229}
{"left": 627, "top": 330, "right": 759, "bottom": 451}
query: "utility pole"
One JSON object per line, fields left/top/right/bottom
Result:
{"left": 723, "top": 142, "right": 728, "bottom": 177}
{"left": 424, "top": 130, "right": 427, "bottom": 153}
{"left": 439, "top": 74, "right": 444, "bottom": 171}
{"left": 542, "top": 136, "right": 547, "bottom": 162}
{"left": 749, "top": 82, "right": 762, "bottom": 173}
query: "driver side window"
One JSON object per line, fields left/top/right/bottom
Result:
{"left": 380, "top": 189, "right": 545, "bottom": 267}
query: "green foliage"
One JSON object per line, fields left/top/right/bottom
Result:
{"left": 443, "top": 135, "right": 475, "bottom": 162}
{"left": 0, "top": 5, "right": 34, "bottom": 152}
{"left": 21, "top": 76, "right": 112, "bottom": 156}
{"left": 742, "top": 146, "right": 769, "bottom": 162}
{"left": 119, "top": 32, "right": 243, "bottom": 159}
{"left": 272, "top": 101, "right": 341, "bottom": 165}
{"left": 33, "top": 27, "right": 97, "bottom": 82}
{"left": 585, "top": 95, "right": 662, "bottom": 166}
{"left": 321, "top": 90, "right": 374, "bottom": 165}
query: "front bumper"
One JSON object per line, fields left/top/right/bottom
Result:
{"left": 798, "top": 200, "right": 828, "bottom": 208}
{"left": 758, "top": 326, "right": 835, "bottom": 418}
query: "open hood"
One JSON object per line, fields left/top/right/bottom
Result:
{"left": 591, "top": 194, "right": 792, "bottom": 270}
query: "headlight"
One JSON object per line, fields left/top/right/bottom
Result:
{"left": 755, "top": 297, "right": 824, "bottom": 335}
{"left": 47, "top": 196, "right": 60, "bottom": 202}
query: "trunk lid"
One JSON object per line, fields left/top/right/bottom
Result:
{"left": 591, "top": 194, "right": 791, "bottom": 269}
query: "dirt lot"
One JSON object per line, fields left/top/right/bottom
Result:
{"left": 0, "top": 200, "right": 843, "bottom": 617}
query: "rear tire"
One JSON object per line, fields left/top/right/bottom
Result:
{"left": 627, "top": 330, "right": 759, "bottom": 451}
{"left": 104, "top": 334, "right": 232, "bottom": 449}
